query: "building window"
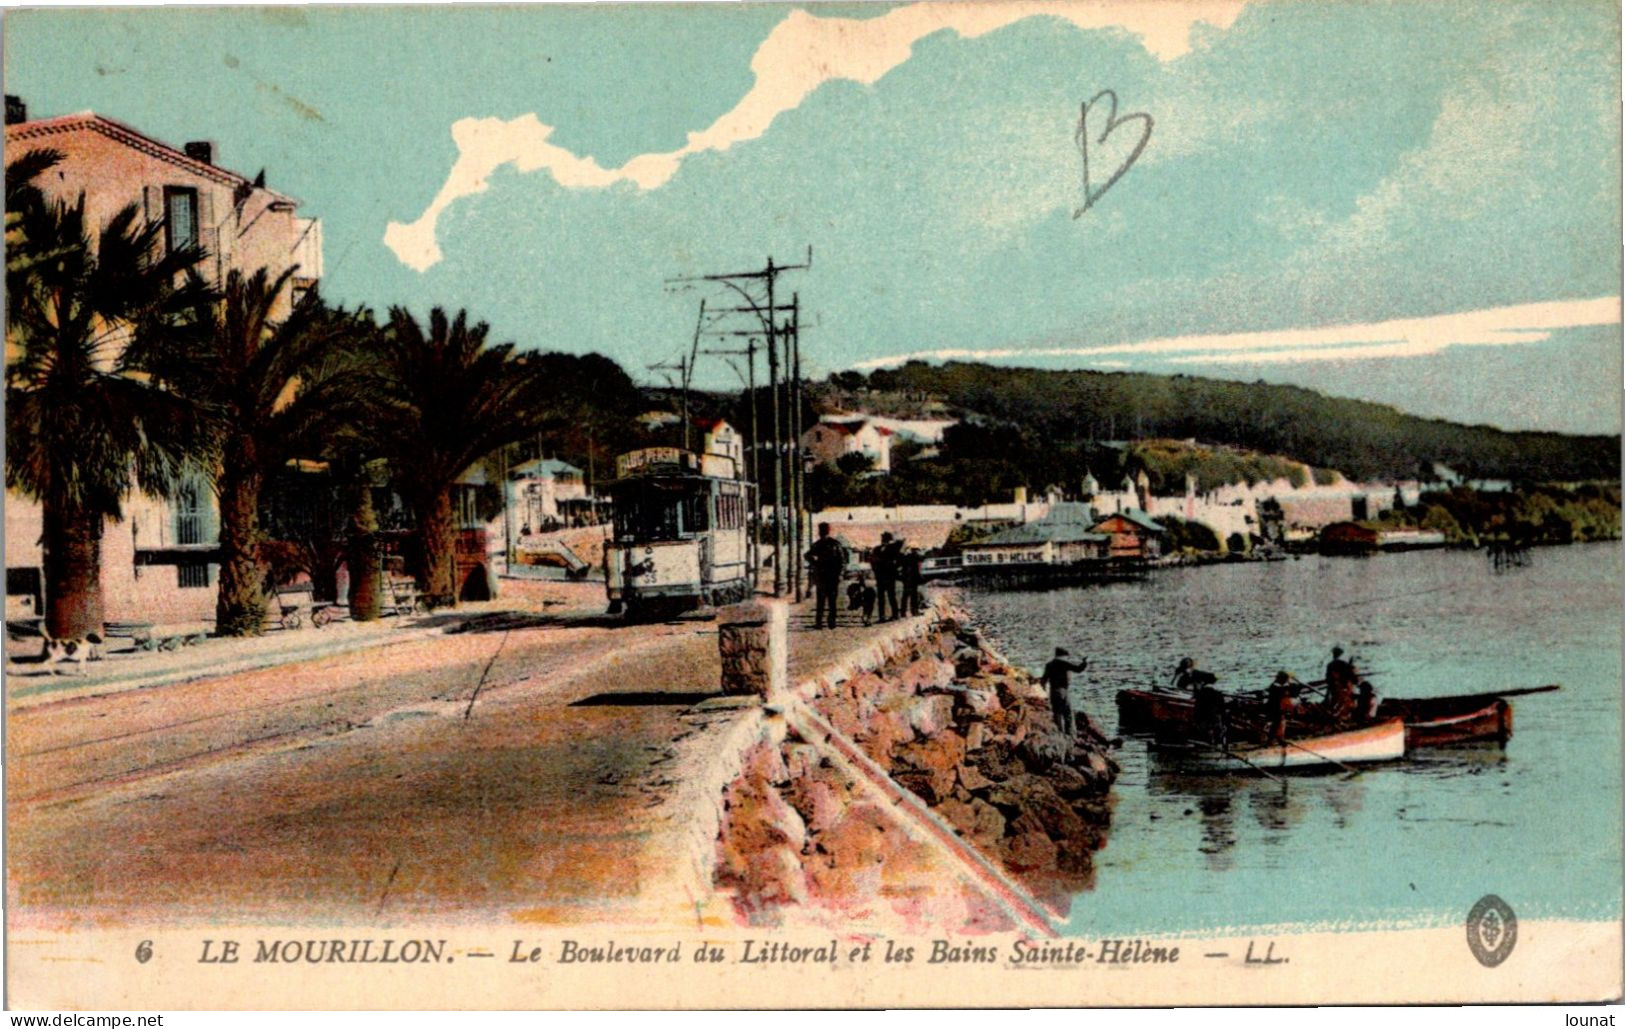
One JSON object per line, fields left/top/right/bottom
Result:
{"left": 164, "top": 187, "right": 199, "bottom": 255}
{"left": 177, "top": 563, "right": 210, "bottom": 589}
{"left": 174, "top": 477, "right": 208, "bottom": 545}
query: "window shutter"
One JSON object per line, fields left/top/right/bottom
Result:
{"left": 196, "top": 189, "right": 220, "bottom": 285}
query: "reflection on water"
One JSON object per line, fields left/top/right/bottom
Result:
{"left": 959, "top": 543, "right": 1621, "bottom": 934}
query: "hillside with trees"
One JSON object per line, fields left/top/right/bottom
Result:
{"left": 826, "top": 362, "right": 1619, "bottom": 485}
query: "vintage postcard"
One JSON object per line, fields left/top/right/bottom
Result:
{"left": 3, "top": 0, "right": 1621, "bottom": 1012}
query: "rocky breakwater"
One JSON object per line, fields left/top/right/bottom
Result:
{"left": 714, "top": 609, "right": 1119, "bottom": 928}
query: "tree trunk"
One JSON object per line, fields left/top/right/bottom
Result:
{"left": 215, "top": 438, "right": 266, "bottom": 636}
{"left": 42, "top": 493, "right": 104, "bottom": 640}
{"left": 346, "top": 479, "right": 382, "bottom": 621}
{"left": 415, "top": 488, "right": 458, "bottom": 609}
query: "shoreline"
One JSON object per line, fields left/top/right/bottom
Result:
{"left": 708, "top": 599, "right": 1120, "bottom": 933}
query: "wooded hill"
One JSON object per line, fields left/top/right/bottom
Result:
{"left": 828, "top": 362, "right": 1620, "bottom": 484}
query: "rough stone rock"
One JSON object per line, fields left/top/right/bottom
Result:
{"left": 938, "top": 792, "right": 1007, "bottom": 852}
{"left": 1053, "top": 832, "right": 1092, "bottom": 877}
{"left": 717, "top": 776, "right": 809, "bottom": 901}
{"left": 746, "top": 844, "right": 810, "bottom": 907}
{"left": 844, "top": 671, "right": 888, "bottom": 706}
{"left": 786, "top": 775, "right": 848, "bottom": 836}
{"left": 1002, "top": 830, "right": 1059, "bottom": 872}
{"left": 952, "top": 648, "right": 983, "bottom": 678}
{"left": 1019, "top": 728, "right": 1072, "bottom": 772}
{"left": 822, "top": 698, "right": 866, "bottom": 741}
{"left": 898, "top": 656, "right": 956, "bottom": 695}
{"left": 783, "top": 742, "right": 822, "bottom": 783}
{"left": 994, "top": 711, "right": 1030, "bottom": 747}
{"left": 1046, "top": 763, "right": 1095, "bottom": 799}
{"left": 905, "top": 694, "right": 956, "bottom": 738}
{"left": 744, "top": 741, "right": 791, "bottom": 787}
{"left": 1083, "top": 748, "right": 1118, "bottom": 782}
{"left": 964, "top": 721, "right": 988, "bottom": 751}
{"left": 982, "top": 773, "right": 1073, "bottom": 840}
{"left": 855, "top": 701, "right": 913, "bottom": 764}
{"left": 816, "top": 802, "right": 896, "bottom": 870}
{"left": 971, "top": 740, "right": 1027, "bottom": 783}
{"left": 1020, "top": 782, "right": 1088, "bottom": 842}
{"left": 956, "top": 761, "right": 994, "bottom": 793}
{"left": 954, "top": 687, "right": 1001, "bottom": 721}
{"left": 891, "top": 734, "right": 967, "bottom": 804}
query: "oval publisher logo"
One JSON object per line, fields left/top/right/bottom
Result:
{"left": 1466, "top": 894, "right": 1518, "bottom": 968}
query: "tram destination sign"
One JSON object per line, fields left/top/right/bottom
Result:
{"left": 616, "top": 447, "right": 696, "bottom": 478}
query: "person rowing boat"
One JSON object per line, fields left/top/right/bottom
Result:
{"left": 1172, "top": 657, "right": 1218, "bottom": 692}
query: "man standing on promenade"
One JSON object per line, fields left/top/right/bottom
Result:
{"left": 807, "top": 523, "right": 847, "bottom": 630}
{"left": 898, "top": 545, "right": 925, "bottom": 616}
{"left": 1042, "top": 647, "right": 1089, "bottom": 736}
{"left": 872, "top": 531, "right": 902, "bottom": 621}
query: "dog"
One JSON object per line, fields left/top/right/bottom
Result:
{"left": 40, "top": 628, "right": 104, "bottom": 674}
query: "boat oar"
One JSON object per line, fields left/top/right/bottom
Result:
{"left": 1177, "top": 738, "right": 1285, "bottom": 783}
{"left": 1274, "top": 735, "right": 1364, "bottom": 778}
{"left": 1222, "top": 710, "right": 1363, "bottom": 777}
{"left": 1483, "top": 684, "right": 1561, "bottom": 700}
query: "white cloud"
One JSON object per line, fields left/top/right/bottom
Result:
{"left": 384, "top": 1, "right": 1247, "bottom": 271}
{"left": 853, "top": 296, "right": 1622, "bottom": 369}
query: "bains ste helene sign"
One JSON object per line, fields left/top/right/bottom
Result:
{"left": 3, "top": 0, "right": 1621, "bottom": 1012}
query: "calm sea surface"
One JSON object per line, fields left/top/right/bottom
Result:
{"left": 958, "top": 542, "right": 1622, "bottom": 935}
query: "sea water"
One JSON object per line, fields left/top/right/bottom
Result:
{"left": 959, "top": 542, "right": 1623, "bottom": 935}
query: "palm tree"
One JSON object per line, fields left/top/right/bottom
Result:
{"left": 6, "top": 149, "right": 77, "bottom": 277}
{"left": 139, "top": 270, "right": 380, "bottom": 635}
{"left": 5, "top": 166, "right": 211, "bottom": 639}
{"left": 372, "top": 307, "right": 555, "bottom": 608}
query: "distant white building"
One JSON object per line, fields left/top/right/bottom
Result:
{"left": 509, "top": 458, "right": 590, "bottom": 531}
{"left": 802, "top": 417, "right": 894, "bottom": 473}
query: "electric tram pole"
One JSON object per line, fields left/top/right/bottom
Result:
{"left": 667, "top": 249, "right": 811, "bottom": 599}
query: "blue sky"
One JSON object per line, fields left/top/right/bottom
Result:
{"left": 6, "top": 1, "right": 1620, "bottom": 434}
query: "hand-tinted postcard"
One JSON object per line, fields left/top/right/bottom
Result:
{"left": 4, "top": 0, "right": 1621, "bottom": 1011}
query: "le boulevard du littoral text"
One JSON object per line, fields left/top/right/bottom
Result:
{"left": 194, "top": 936, "right": 1221, "bottom": 968}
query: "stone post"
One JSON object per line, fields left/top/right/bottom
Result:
{"left": 717, "top": 599, "right": 788, "bottom": 701}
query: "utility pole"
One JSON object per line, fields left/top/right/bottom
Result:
{"left": 766, "top": 322, "right": 783, "bottom": 595}
{"left": 701, "top": 336, "right": 760, "bottom": 587}
{"left": 666, "top": 248, "right": 812, "bottom": 598}
{"left": 790, "top": 294, "right": 806, "bottom": 602}
{"left": 647, "top": 354, "right": 691, "bottom": 449}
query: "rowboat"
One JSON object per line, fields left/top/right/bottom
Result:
{"left": 1118, "top": 684, "right": 1551, "bottom": 749}
{"left": 1152, "top": 717, "right": 1407, "bottom": 773}
{"left": 1116, "top": 688, "right": 1205, "bottom": 735}
{"left": 1375, "top": 694, "right": 1513, "bottom": 748}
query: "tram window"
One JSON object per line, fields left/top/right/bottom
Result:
{"left": 683, "top": 493, "right": 710, "bottom": 533}
{"left": 717, "top": 495, "right": 740, "bottom": 530}
{"left": 613, "top": 493, "right": 683, "bottom": 540}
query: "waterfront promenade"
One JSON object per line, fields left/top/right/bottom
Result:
{"left": 6, "top": 588, "right": 946, "bottom": 929}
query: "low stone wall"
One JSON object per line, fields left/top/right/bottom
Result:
{"left": 712, "top": 606, "right": 1119, "bottom": 930}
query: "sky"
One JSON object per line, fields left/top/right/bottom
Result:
{"left": 5, "top": 1, "right": 1621, "bottom": 435}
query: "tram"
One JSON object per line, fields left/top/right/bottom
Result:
{"left": 603, "top": 444, "right": 757, "bottom": 617}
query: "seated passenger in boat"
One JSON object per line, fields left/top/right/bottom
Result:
{"left": 1323, "top": 646, "right": 1357, "bottom": 720}
{"left": 1355, "top": 679, "right": 1377, "bottom": 721}
{"left": 1264, "top": 677, "right": 1296, "bottom": 743}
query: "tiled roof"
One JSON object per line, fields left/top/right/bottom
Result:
{"left": 1096, "top": 508, "right": 1166, "bottom": 533}
{"left": 974, "top": 522, "right": 1108, "bottom": 547}
{"left": 6, "top": 112, "right": 296, "bottom": 201}
{"left": 513, "top": 457, "right": 583, "bottom": 478}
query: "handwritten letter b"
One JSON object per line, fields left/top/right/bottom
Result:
{"left": 1074, "top": 89, "right": 1152, "bottom": 218}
